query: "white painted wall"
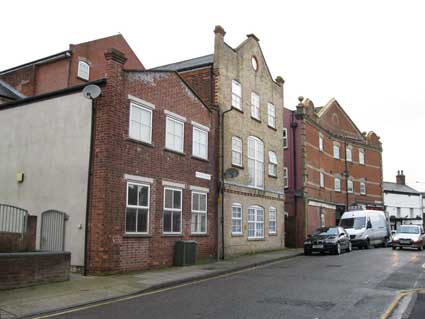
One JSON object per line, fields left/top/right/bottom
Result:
{"left": 0, "top": 92, "right": 92, "bottom": 267}
{"left": 384, "top": 191, "right": 423, "bottom": 225}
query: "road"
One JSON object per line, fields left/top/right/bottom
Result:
{"left": 38, "top": 247, "right": 425, "bottom": 319}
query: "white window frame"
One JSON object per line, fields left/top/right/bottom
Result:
{"left": 268, "top": 150, "right": 278, "bottom": 177}
{"left": 319, "top": 134, "right": 324, "bottom": 152}
{"left": 77, "top": 60, "right": 90, "bottom": 81}
{"left": 359, "top": 149, "right": 365, "bottom": 165}
{"left": 269, "top": 207, "right": 277, "bottom": 234}
{"left": 248, "top": 136, "right": 264, "bottom": 188}
{"left": 347, "top": 179, "right": 354, "bottom": 193}
{"left": 248, "top": 206, "right": 264, "bottom": 239}
{"left": 320, "top": 171, "right": 325, "bottom": 188}
{"left": 231, "top": 203, "right": 243, "bottom": 235}
{"left": 125, "top": 181, "right": 150, "bottom": 234}
{"left": 191, "top": 191, "right": 207, "bottom": 234}
{"left": 283, "top": 128, "right": 288, "bottom": 149}
{"left": 163, "top": 187, "right": 182, "bottom": 234}
{"left": 283, "top": 167, "right": 289, "bottom": 188}
{"left": 267, "top": 102, "right": 276, "bottom": 128}
{"left": 192, "top": 126, "right": 208, "bottom": 160}
{"left": 251, "top": 92, "right": 260, "bottom": 120}
{"left": 333, "top": 142, "right": 340, "bottom": 159}
{"left": 232, "top": 136, "right": 243, "bottom": 167}
{"left": 346, "top": 145, "right": 352, "bottom": 162}
{"left": 396, "top": 207, "right": 401, "bottom": 218}
{"left": 360, "top": 182, "right": 366, "bottom": 195}
{"left": 165, "top": 116, "right": 184, "bottom": 153}
{"left": 334, "top": 177, "right": 341, "bottom": 192}
{"left": 232, "top": 80, "right": 242, "bottom": 110}
{"left": 129, "top": 102, "right": 153, "bottom": 144}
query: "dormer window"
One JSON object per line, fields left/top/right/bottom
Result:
{"left": 78, "top": 60, "right": 90, "bottom": 81}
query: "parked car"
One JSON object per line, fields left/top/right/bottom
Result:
{"left": 392, "top": 225, "right": 425, "bottom": 251}
{"left": 339, "top": 210, "right": 390, "bottom": 249}
{"left": 304, "top": 226, "right": 352, "bottom": 255}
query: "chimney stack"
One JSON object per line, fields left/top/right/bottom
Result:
{"left": 396, "top": 170, "right": 406, "bottom": 185}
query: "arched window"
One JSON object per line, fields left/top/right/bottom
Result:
{"left": 248, "top": 136, "right": 264, "bottom": 188}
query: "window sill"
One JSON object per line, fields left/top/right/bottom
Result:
{"left": 77, "top": 76, "right": 89, "bottom": 82}
{"left": 191, "top": 155, "right": 209, "bottom": 163}
{"left": 162, "top": 234, "right": 183, "bottom": 237}
{"left": 268, "top": 174, "right": 278, "bottom": 179}
{"left": 232, "top": 164, "right": 244, "bottom": 169}
{"left": 231, "top": 233, "right": 243, "bottom": 237}
{"left": 190, "top": 233, "right": 209, "bottom": 237}
{"left": 232, "top": 106, "right": 244, "bottom": 114}
{"left": 127, "top": 138, "right": 154, "bottom": 148}
{"left": 123, "top": 233, "right": 152, "bottom": 238}
{"left": 268, "top": 233, "right": 277, "bottom": 236}
{"left": 247, "top": 238, "right": 265, "bottom": 241}
{"left": 164, "top": 148, "right": 186, "bottom": 156}
{"left": 251, "top": 116, "right": 261, "bottom": 123}
{"left": 267, "top": 125, "right": 277, "bottom": 131}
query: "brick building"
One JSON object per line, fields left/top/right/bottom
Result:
{"left": 284, "top": 97, "right": 383, "bottom": 248}
{"left": 155, "top": 26, "right": 286, "bottom": 257}
{"left": 0, "top": 34, "right": 143, "bottom": 100}
{"left": 0, "top": 45, "right": 218, "bottom": 273}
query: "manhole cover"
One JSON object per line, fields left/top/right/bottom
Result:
{"left": 258, "top": 297, "right": 335, "bottom": 310}
{"left": 326, "top": 264, "right": 343, "bottom": 268}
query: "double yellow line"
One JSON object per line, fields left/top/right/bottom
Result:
{"left": 380, "top": 288, "right": 425, "bottom": 319}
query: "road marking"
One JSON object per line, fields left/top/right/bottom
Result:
{"left": 381, "top": 288, "right": 425, "bottom": 319}
{"left": 31, "top": 256, "right": 301, "bottom": 319}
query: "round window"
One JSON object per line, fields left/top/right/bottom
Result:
{"left": 251, "top": 56, "right": 258, "bottom": 71}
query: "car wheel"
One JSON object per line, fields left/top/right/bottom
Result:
{"left": 392, "top": 246, "right": 396, "bottom": 250}
{"left": 365, "top": 239, "right": 371, "bottom": 249}
{"left": 419, "top": 246, "right": 423, "bottom": 251}
{"left": 335, "top": 243, "right": 341, "bottom": 255}
{"left": 347, "top": 242, "right": 352, "bottom": 252}
{"left": 304, "top": 249, "right": 312, "bottom": 255}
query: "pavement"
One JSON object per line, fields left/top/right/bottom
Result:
{"left": 0, "top": 248, "right": 302, "bottom": 319}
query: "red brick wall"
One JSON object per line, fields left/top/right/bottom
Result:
{"left": 0, "top": 34, "right": 144, "bottom": 98}
{"left": 179, "top": 67, "right": 213, "bottom": 105}
{"left": 0, "top": 252, "right": 70, "bottom": 290}
{"left": 0, "top": 215, "right": 37, "bottom": 252}
{"left": 86, "top": 57, "right": 218, "bottom": 273}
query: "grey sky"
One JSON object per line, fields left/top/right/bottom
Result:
{"left": 2, "top": 0, "right": 424, "bottom": 190}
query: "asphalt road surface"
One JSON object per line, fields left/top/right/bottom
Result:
{"left": 41, "top": 247, "right": 425, "bottom": 319}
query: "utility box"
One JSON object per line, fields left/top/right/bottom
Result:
{"left": 174, "top": 240, "right": 197, "bottom": 266}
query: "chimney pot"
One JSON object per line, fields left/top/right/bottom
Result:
{"left": 214, "top": 25, "right": 226, "bottom": 37}
{"left": 396, "top": 170, "right": 406, "bottom": 185}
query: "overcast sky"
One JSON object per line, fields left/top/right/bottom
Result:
{"left": 2, "top": 0, "right": 424, "bottom": 191}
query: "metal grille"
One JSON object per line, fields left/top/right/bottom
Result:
{"left": 40, "top": 210, "right": 67, "bottom": 251}
{"left": 0, "top": 204, "right": 28, "bottom": 235}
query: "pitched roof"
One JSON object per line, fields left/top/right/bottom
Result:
{"left": 383, "top": 182, "right": 421, "bottom": 195}
{"left": 151, "top": 54, "right": 213, "bottom": 71}
{"left": 0, "top": 79, "right": 25, "bottom": 100}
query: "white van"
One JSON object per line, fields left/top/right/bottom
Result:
{"left": 339, "top": 210, "right": 390, "bottom": 249}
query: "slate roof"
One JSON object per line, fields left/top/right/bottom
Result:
{"left": 0, "top": 79, "right": 24, "bottom": 100}
{"left": 383, "top": 182, "right": 421, "bottom": 195}
{"left": 152, "top": 54, "right": 213, "bottom": 71}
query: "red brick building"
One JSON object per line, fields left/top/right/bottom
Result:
{"left": 283, "top": 97, "right": 383, "bottom": 248}
{"left": 0, "top": 40, "right": 218, "bottom": 273}
{"left": 0, "top": 34, "right": 143, "bottom": 99}
{"left": 86, "top": 50, "right": 218, "bottom": 272}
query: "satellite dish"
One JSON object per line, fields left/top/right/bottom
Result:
{"left": 82, "top": 84, "right": 101, "bottom": 100}
{"left": 224, "top": 167, "right": 239, "bottom": 179}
